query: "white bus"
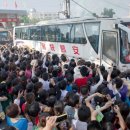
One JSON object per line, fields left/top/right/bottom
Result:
{"left": 13, "top": 18, "right": 130, "bottom": 71}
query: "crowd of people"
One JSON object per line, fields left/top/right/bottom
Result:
{"left": 0, "top": 45, "right": 129, "bottom": 130}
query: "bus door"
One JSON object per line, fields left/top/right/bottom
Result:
{"left": 101, "top": 31, "right": 118, "bottom": 68}
{"left": 118, "top": 23, "right": 130, "bottom": 71}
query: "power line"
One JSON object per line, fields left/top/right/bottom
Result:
{"left": 100, "top": 0, "right": 129, "bottom": 11}
{"left": 70, "top": 0, "right": 98, "bottom": 18}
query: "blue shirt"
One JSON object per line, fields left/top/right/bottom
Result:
{"left": 66, "top": 85, "right": 72, "bottom": 92}
{"left": 6, "top": 116, "right": 28, "bottom": 130}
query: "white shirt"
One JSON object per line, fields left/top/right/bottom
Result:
{"left": 90, "top": 73, "right": 103, "bottom": 94}
{"left": 60, "top": 90, "right": 68, "bottom": 100}
{"left": 72, "top": 119, "right": 88, "bottom": 130}
{"left": 39, "top": 78, "right": 50, "bottom": 91}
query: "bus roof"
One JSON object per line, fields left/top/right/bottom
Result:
{"left": 14, "top": 17, "right": 130, "bottom": 28}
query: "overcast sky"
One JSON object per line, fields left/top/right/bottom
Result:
{"left": 0, "top": 0, "right": 130, "bottom": 17}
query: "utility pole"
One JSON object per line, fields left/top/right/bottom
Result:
{"left": 58, "top": 0, "right": 70, "bottom": 19}
{"left": 65, "top": 0, "right": 70, "bottom": 18}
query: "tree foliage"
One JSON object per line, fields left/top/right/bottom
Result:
{"left": 19, "top": 15, "right": 40, "bottom": 24}
{"left": 101, "top": 8, "right": 115, "bottom": 18}
{"left": 20, "top": 15, "right": 30, "bottom": 23}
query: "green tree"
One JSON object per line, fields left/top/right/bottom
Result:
{"left": 20, "top": 15, "right": 30, "bottom": 23}
{"left": 92, "top": 13, "right": 99, "bottom": 18}
{"left": 101, "top": 8, "right": 115, "bottom": 18}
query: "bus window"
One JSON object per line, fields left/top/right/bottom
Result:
{"left": 57, "top": 24, "right": 72, "bottom": 43}
{"left": 71, "top": 23, "right": 86, "bottom": 44}
{"left": 21, "top": 28, "right": 29, "bottom": 40}
{"left": 30, "top": 27, "right": 41, "bottom": 41}
{"left": 85, "top": 22, "right": 100, "bottom": 53}
{"left": 102, "top": 31, "right": 117, "bottom": 63}
{"left": 41, "top": 26, "right": 46, "bottom": 41}
{"left": 120, "top": 30, "right": 130, "bottom": 64}
{"left": 55, "top": 26, "right": 61, "bottom": 42}
{"left": 15, "top": 28, "right": 22, "bottom": 39}
{"left": 48, "top": 26, "right": 56, "bottom": 42}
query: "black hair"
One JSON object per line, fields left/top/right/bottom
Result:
{"left": 52, "top": 70, "right": 58, "bottom": 77}
{"left": 27, "top": 102, "right": 40, "bottom": 117}
{"left": 25, "top": 92, "right": 35, "bottom": 104}
{"left": 31, "top": 76, "right": 38, "bottom": 83}
{"left": 20, "top": 63, "right": 26, "bottom": 71}
{"left": 94, "top": 96, "right": 104, "bottom": 106}
{"left": 66, "top": 74, "right": 74, "bottom": 84}
{"left": 85, "top": 61, "right": 91, "bottom": 67}
{"left": 61, "top": 54, "right": 67, "bottom": 62}
{"left": 78, "top": 105, "right": 91, "bottom": 122}
{"left": 102, "top": 70, "right": 108, "bottom": 81}
{"left": 48, "top": 88, "right": 57, "bottom": 96}
{"left": 96, "top": 83, "right": 107, "bottom": 94}
{"left": 64, "top": 91, "right": 75, "bottom": 105}
{"left": 26, "top": 83, "right": 34, "bottom": 93}
{"left": 80, "top": 86, "right": 89, "bottom": 96}
{"left": 91, "top": 63, "right": 95, "bottom": 70}
{"left": 12, "top": 84, "right": 23, "bottom": 96}
{"left": 36, "top": 90, "right": 47, "bottom": 104}
{"left": 52, "top": 54, "right": 59, "bottom": 65}
{"left": 42, "top": 73, "right": 49, "bottom": 81}
{"left": 0, "top": 71, "right": 8, "bottom": 81}
{"left": 34, "top": 82, "right": 42, "bottom": 94}
{"left": 0, "top": 83, "right": 8, "bottom": 97}
{"left": 87, "top": 121, "right": 102, "bottom": 130}
{"left": 113, "top": 78, "right": 123, "bottom": 89}
{"left": 103, "top": 112, "right": 116, "bottom": 123}
{"left": 111, "top": 69, "right": 120, "bottom": 79}
{"left": 54, "top": 101, "right": 64, "bottom": 116}
{"left": 68, "top": 94, "right": 79, "bottom": 107}
{"left": 100, "top": 65, "right": 105, "bottom": 72}
{"left": 80, "top": 66, "right": 89, "bottom": 77}
{"left": 35, "top": 69, "right": 41, "bottom": 77}
{"left": 69, "top": 61, "right": 76, "bottom": 68}
{"left": 58, "top": 80, "right": 67, "bottom": 90}
{"left": 63, "top": 64, "right": 69, "bottom": 70}
{"left": 46, "top": 96, "right": 57, "bottom": 107}
{"left": 72, "top": 84, "right": 78, "bottom": 93}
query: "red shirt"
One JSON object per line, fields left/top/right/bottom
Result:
{"left": 75, "top": 74, "right": 92, "bottom": 92}
{"left": 22, "top": 103, "right": 39, "bottom": 125}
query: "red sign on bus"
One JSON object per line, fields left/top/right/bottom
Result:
{"left": 0, "top": 18, "right": 19, "bottom": 22}
{"left": 72, "top": 46, "right": 79, "bottom": 55}
{"left": 60, "top": 45, "right": 66, "bottom": 53}
{"left": 41, "top": 43, "right": 46, "bottom": 50}
{"left": 50, "top": 44, "right": 55, "bottom": 51}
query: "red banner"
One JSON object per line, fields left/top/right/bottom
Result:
{"left": 0, "top": 18, "right": 19, "bottom": 22}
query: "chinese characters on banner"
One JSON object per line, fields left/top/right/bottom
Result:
{"left": 50, "top": 44, "right": 55, "bottom": 51}
{"left": 60, "top": 45, "right": 79, "bottom": 55}
{"left": 41, "top": 43, "right": 80, "bottom": 55}
{"left": 60, "top": 45, "right": 66, "bottom": 53}
{"left": 41, "top": 43, "right": 46, "bottom": 50}
{"left": 72, "top": 46, "right": 79, "bottom": 55}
